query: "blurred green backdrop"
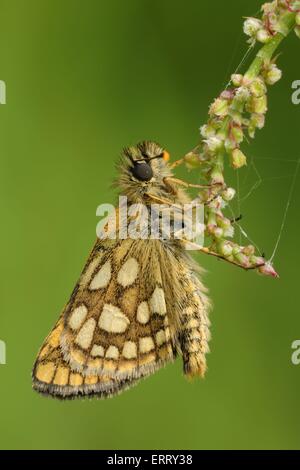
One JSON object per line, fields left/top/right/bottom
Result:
{"left": 0, "top": 0, "right": 299, "bottom": 450}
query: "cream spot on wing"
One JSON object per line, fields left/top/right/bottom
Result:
{"left": 155, "top": 329, "right": 166, "bottom": 346}
{"left": 150, "top": 287, "right": 166, "bottom": 316}
{"left": 68, "top": 305, "right": 88, "bottom": 331}
{"left": 39, "top": 345, "right": 50, "bottom": 359}
{"left": 70, "top": 348, "right": 86, "bottom": 365}
{"left": 53, "top": 367, "right": 69, "bottom": 386}
{"left": 80, "top": 253, "right": 103, "bottom": 287}
{"left": 91, "top": 344, "right": 104, "bottom": 357}
{"left": 99, "top": 304, "right": 130, "bottom": 333}
{"left": 139, "top": 353, "right": 156, "bottom": 366}
{"left": 117, "top": 257, "right": 139, "bottom": 287}
{"left": 136, "top": 301, "right": 150, "bottom": 324}
{"left": 105, "top": 345, "right": 119, "bottom": 360}
{"left": 102, "top": 360, "right": 117, "bottom": 372}
{"left": 118, "top": 360, "right": 136, "bottom": 373}
{"left": 89, "top": 260, "right": 111, "bottom": 290}
{"left": 48, "top": 322, "right": 64, "bottom": 347}
{"left": 84, "top": 375, "right": 98, "bottom": 385}
{"left": 69, "top": 373, "right": 83, "bottom": 386}
{"left": 139, "top": 336, "right": 155, "bottom": 354}
{"left": 75, "top": 318, "right": 96, "bottom": 349}
{"left": 122, "top": 341, "right": 137, "bottom": 359}
{"left": 35, "top": 362, "right": 55, "bottom": 384}
{"left": 87, "top": 358, "right": 102, "bottom": 369}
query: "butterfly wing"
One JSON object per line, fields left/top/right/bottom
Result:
{"left": 61, "top": 237, "right": 175, "bottom": 377}
{"left": 32, "top": 318, "right": 141, "bottom": 399}
{"left": 32, "top": 237, "right": 176, "bottom": 398}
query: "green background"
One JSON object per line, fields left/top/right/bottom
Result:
{"left": 0, "top": 0, "right": 299, "bottom": 450}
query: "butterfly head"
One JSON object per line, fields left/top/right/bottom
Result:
{"left": 118, "top": 141, "right": 174, "bottom": 202}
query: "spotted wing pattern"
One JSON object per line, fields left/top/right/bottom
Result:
{"left": 32, "top": 238, "right": 176, "bottom": 399}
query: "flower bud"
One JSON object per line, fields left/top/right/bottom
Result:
{"left": 220, "top": 90, "right": 235, "bottom": 100}
{"left": 262, "top": 2, "right": 275, "bottom": 14}
{"left": 249, "top": 78, "right": 266, "bottom": 97}
{"left": 184, "top": 152, "right": 200, "bottom": 169}
{"left": 222, "top": 187, "right": 236, "bottom": 201}
{"left": 231, "top": 74, "right": 244, "bottom": 87}
{"left": 265, "top": 65, "right": 282, "bottom": 85}
{"left": 204, "top": 136, "right": 223, "bottom": 153}
{"left": 224, "top": 225, "right": 234, "bottom": 238}
{"left": 232, "top": 245, "right": 241, "bottom": 256}
{"left": 200, "top": 124, "right": 216, "bottom": 138}
{"left": 248, "top": 125, "right": 256, "bottom": 139}
{"left": 243, "top": 18, "right": 262, "bottom": 37}
{"left": 242, "top": 76, "right": 252, "bottom": 87}
{"left": 277, "top": 0, "right": 286, "bottom": 7}
{"left": 235, "top": 252, "right": 250, "bottom": 267}
{"left": 230, "top": 148, "right": 247, "bottom": 169}
{"left": 248, "top": 112, "right": 265, "bottom": 138}
{"left": 230, "top": 111, "right": 243, "bottom": 126}
{"left": 267, "top": 13, "right": 278, "bottom": 31}
{"left": 216, "top": 215, "right": 231, "bottom": 229}
{"left": 256, "top": 29, "right": 271, "bottom": 43}
{"left": 212, "top": 227, "right": 224, "bottom": 239}
{"left": 208, "top": 196, "right": 224, "bottom": 210}
{"left": 250, "top": 256, "right": 265, "bottom": 266}
{"left": 242, "top": 245, "right": 255, "bottom": 256}
{"left": 209, "top": 98, "right": 229, "bottom": 117}
{"left": 225, "top": 138, "right": 235, "bottom": 152}
{"left": 247, "top": 95, "right": 268, "bottom": 114}
{"left": 258, "top": 262, "right": 279, "bottom": 278}
{"left": 231, "top": 125, "right": 244, "bottom": 144}
{"left": 296, "top": 12, "right": 300, "bottom": 26}
{"left": 218, "top": 241, "right": 233, "bottom": 257}
{"left": 235, "top": 86, "right": 251, "bottom": 101}
{"left": 251, "top": 113, "right": 265, "bottom": 129}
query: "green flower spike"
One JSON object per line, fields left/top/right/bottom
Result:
{"left": 174, "top": 0, "right": 297, "bottom": 278}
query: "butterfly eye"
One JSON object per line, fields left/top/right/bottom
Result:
{"left": 131, "top": 162, "right": 153, "bottom": 181}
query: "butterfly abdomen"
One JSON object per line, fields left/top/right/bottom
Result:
{"left": 178, "top": 272, "right": 211, "bottom": 378}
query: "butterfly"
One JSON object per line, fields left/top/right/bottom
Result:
{"left": 32, "top": 141, "right": 211, "bottom": 399}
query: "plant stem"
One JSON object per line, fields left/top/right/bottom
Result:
{"left": 245, "top": 11, "right": 296, "bottom": 80}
